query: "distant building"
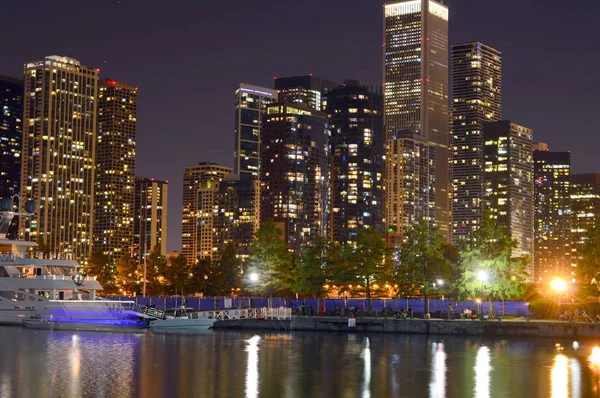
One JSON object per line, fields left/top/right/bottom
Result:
{"left": 383, "top": 0, "right": 450, "bottom": 244}
{"left": 134, "top": 177, "right": 168, "bottom": 264}
{"left": 533, "top": 146, "right": 571, "bottom": 282}
{"left": 20, "top": 56, "right": 99, "bottom": 261}
{"left": 483, "top": 121, "right": 534, "bottom": 270}
{"left": 274, "top": 75, "right": 339, "bottom": 112}
{"left": 326, "top": 80, "right": 384, "bottom": 242}
{"left": 215, "top": 174, "right": 260, "bottom": 258}
{"left": 0, "top": 75, "right": 23, "bottom": 205}
{"left": 260, "top": 103, "right": 330, "bottom": 252}
{"left": 234, "top": 84, "right": 277, "bottom": 180}
{"left": 450, "top": 42, "right": 502, "bottom": 243}
{"left": 571, "top": 174, "right": 600, "bottom": 268}
{"left": 181, "top": 162, "right": 231, "bottom": 265}
{"left": 94, "top": 79, "right": 137, "bottom": 264}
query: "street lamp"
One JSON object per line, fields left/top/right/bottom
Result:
{"left": 249, "top": 272, "right": 259, "bottom": 283}
{"left": 551, "top": 278, "right": 567, "bottom": 317}
{"left": 478, "top": 271, "right": 488, "bottom": 315}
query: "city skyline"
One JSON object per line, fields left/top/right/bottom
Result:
{"left": 1, "top": 0, "right": 598, "bottom": 251}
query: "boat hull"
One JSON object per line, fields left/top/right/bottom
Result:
{"left": 149, "top": 318, "right": 214, "bottom": 332}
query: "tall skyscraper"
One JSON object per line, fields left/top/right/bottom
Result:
{"left": 326, "top": 80, "right": 384, "bottom": 242}
{"left": 0, "top": 75, "right": 23, "bottom": 205}
{"left": 383, "top": 0, "right": 449, "bottom": 244}
{"left": 450, "top": 42, "right": 502, "bottom": 243}
{"left": 261, "top": 103, "right": 330, "bottom": 251}
{"left": 234, "top": 84, "right": 277, "bottom": 180}
{"left": 20, "top": 56, "right": 98, "bottom": 261}
{"left": 571, "top": 174, "right": 600, "bottom": 267}
{"left": 134, "top": 177, "right": 168, "bottom": 264}
{"left": 94, "top": 79, "right": 137, "bottom": 264}
{"left": 533, "top": 145, "right": 571, "bottom": 282}
{"left": 274, "top": 75, "right": 339, "bottom": 112}
{"left": 215, "top": 174, "right": 260, "bottom": 258}
{"left": 181, "top": 162, "right": 232, "bottom": 265}
{"left": 483, "top": 121, "right": 534, "bottom": 267}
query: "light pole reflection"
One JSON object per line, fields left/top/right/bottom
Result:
{"left": 570, "top": 358, "right": 581, "bottom": 398}
{"left": 429, "top": 342, "right": 446, "bottom": 398}
{"left": 551, "top": 354, "right": 568, "bottom": 398}
{"left": 362, "top": 337, "right": 371, "bottom": 398}
{"left": 245, "top": 335, "right": 261, "bottom": 398}
{"left": 474, "top": 346, "right": 491, "bottom": 398}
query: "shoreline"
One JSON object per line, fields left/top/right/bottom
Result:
{"left": 214, "top": 316, "right": 600, "bottom": 340}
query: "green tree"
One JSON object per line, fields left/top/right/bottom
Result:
{"left": 393, "top": 220, "right": 450, "bottom": 313}
{"left": 294, "top": 237, "right": 338, "bottom": 297}
{"left": 34, "top": 235, "right": 51, "bottom": 259}
{"left": 246, "top": 220, "right": 294, "bottom": 296}
{"left": 454, "top": 212, "right": 529, "bottom": 308}
{"left": 577, "top": 221, "right": 600, "bottom": 297}
{"left": 84, "top": 249, "right": 117, "bottom": 294}
{"left": 145, "top": 244, "right": 168, "bottom": 295}
{"left": 191, "top": 258, "right": 214, "bottom": 296}
{"left": 116, "top": 254, "right": 140, "bottom": 296}
{"left": 166, "top": 254, "right": 194, "bottom": 295}
{"left": 214, "top": 242, "right": 243, "bottom": 296}
{"left": 344, "top": 228, "right": 392, "bottom": 312}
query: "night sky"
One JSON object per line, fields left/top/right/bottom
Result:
{"left": 2, "top": 0, "right": 598, "bottom": 251}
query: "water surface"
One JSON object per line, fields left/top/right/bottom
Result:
{"left": 0, "top": 327, "right": 598, "bottom": 397}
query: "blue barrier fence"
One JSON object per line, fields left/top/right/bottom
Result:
{"left": 109, "top": 296, "right": 530, "bottom": 316}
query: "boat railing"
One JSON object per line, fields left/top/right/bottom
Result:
{"left": 129, "top": 302, "right": 166, "bottom": 319}
{"left": 10, "top": 274, "right": 97, "bottom": 281}
{"left": 190, "top": 307, "right": 292, "bottom": 320}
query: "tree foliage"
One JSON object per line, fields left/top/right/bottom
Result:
{"left": 145, "top": 243, "right": 168, "bottom": 295}
{"left": 454, "top": 212, "right": 529, "bottom": 302}
{"left": 166, "top": 254, "right": 194, "bottom": 295}
{"left": 84, "top": 248, "right": 117, "bottom": 294}
{"left": 294, "top": 237, "right": 341, "bottom": 297}
{"left": 246, "top": 220, "right": 295, "bottom": 296}
{"left": 116, "top": 254, "right": 140, "bottom": 296}
{"left": 191, "top": 243, "right": 242, "bottom": 296}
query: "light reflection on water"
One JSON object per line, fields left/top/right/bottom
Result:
{"left": 0, "top": 327, "right": 599, "bottom": 397}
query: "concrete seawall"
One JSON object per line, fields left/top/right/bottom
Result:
{"left": 213, "top": 317, "right": 600, "bottom": 339}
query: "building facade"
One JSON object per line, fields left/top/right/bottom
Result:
{"left": 20, "top": 56, "right": 99, "bottom": 261}
{"left": 234, "top": 84, "right": 277, "bottom": 180}
{"left": 94, "top": 79, "right": 137, "bottom": 264}
{"left": 0, "top": 75, "right": 23, "bottom": 206}
{"left": 450, "top": 42, "right": 502, "bottom": 243}
{"left": 181, "top": 162, "right": 232, "bottom": 265}
{"left": 260, "top": 103, "right": 330, "bottom": 251}
{"left": 571, "top": 174, "right": 600, "bottom": 268}
{"left": 533, "top": 146, "right": 571, "bottom": 282}
{"left": 274, "top": 75, "right": 339, "bottom": 112}
{"left": 483, "top": 121, "right": 534, "bottom": 267}
{"left": 326, "top": 80, "right": 384, "bottom": 242}
{"left": 134, "top": 177, "right": 168, "bottom": 265}
{"left": 383, "top": 0, "right": 449, "bottom": 244}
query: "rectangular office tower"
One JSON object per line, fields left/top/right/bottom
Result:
{"left": 533, "top": 145, "right": 571, "bottom": 282}
{"left": 571, "top": 174, "right": 600, "bottom": 267}
{"left": 450, "top": 42, "right": 502, "bottom": 243}
{"left": 181, "top": 162, "right": 232, "bottom": 265}
{"left": 20, "top": 56, "right": 99, "bottom": 261}
{"left": 326, "top": 80, "right": 384, "bottom": 243}
{"left": 234, "top": 84, "right": 277, "bottom": 180}
{"left": 260, "top": 103, "right": 330, "bottom": 252}
{"left": 134, "top": 177, "right": 168, "bottom": 265}
{"left": 94, "top": 79, "right": 137, "bottom": 264}
{"left": 483, "top": 121, "right": 534, "bottom": 268}
{"left": 274, "top": 75, "right": 339, "bottom": 112}
{"left": 0, "top": 75, "right": 23, "bottom": 205}
{"left": 383, "top": 0, "right": 449, "bottom": 244}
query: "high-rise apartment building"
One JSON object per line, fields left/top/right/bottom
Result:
{"left": 383, "top": 0, "right": 449, "bottom": 244}
{"left": 181, "top": 162, "right": 232, "bottom": 265}
{"left": 533, "top": 146, "right": 571, "bottom": 281}
{"left": 94, "top": 79, "right": 137, "bottom": 263}
{"left": 260, "top": 103, "right": 330, "bottom": 251}
{"left": 0, "top": 75, "right": 23, "bottom": 206}
{"left": 450, "top": 42, "right": 502, "bottom": 243}
{"left": 274, "top": 75, "right": 339, "bottom": 112}
{"left": 234, "top": 84, "right": 277, "bottom": 180}
{"left": 571, "top": 174, "right": 600, "bottom": 267}
{"left": 483, "top": 121, "right": 534, "bottom": 268}
{"left": 20, "top": 56, "right": 98, "bottom": 261}
{"left": 215, "top": 174, "right": 260, "bottom": 258}
{"left": 134, "top": 177, "right": 168, "bottom": 264}
{"left": 326, "top": 80, "right": 384, "bottom": 242}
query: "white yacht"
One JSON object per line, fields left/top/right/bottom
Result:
{"left": 0, "top": 209, "right": 148, "bottom": 331}
{"left": 148, "top": 305, "right": 214, "bottom": 332}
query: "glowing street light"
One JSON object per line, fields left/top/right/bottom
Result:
{"left": 249, "top": 272, "right": 259, "bottom": 283}
{"left": 436, "top": 279, "right": 444, "bottom": 287}
{"left": 478, "top": 271, "right": 488, "bottom": 282}
{"left": 551, "top": 278, "right": 568, "bottom": 317}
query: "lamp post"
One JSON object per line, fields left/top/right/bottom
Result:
{"left": 551, "top": 278, "right": 567, "bottom": 318}
{"left": 478, "top": 271, "right": 488, "bottom": 316}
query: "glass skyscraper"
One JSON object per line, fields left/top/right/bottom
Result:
{"left": 383, "top": 0, "right": 449, "bottom": 244}
{"left": 0, "top": 75, "right": 23, "bottom": 206}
